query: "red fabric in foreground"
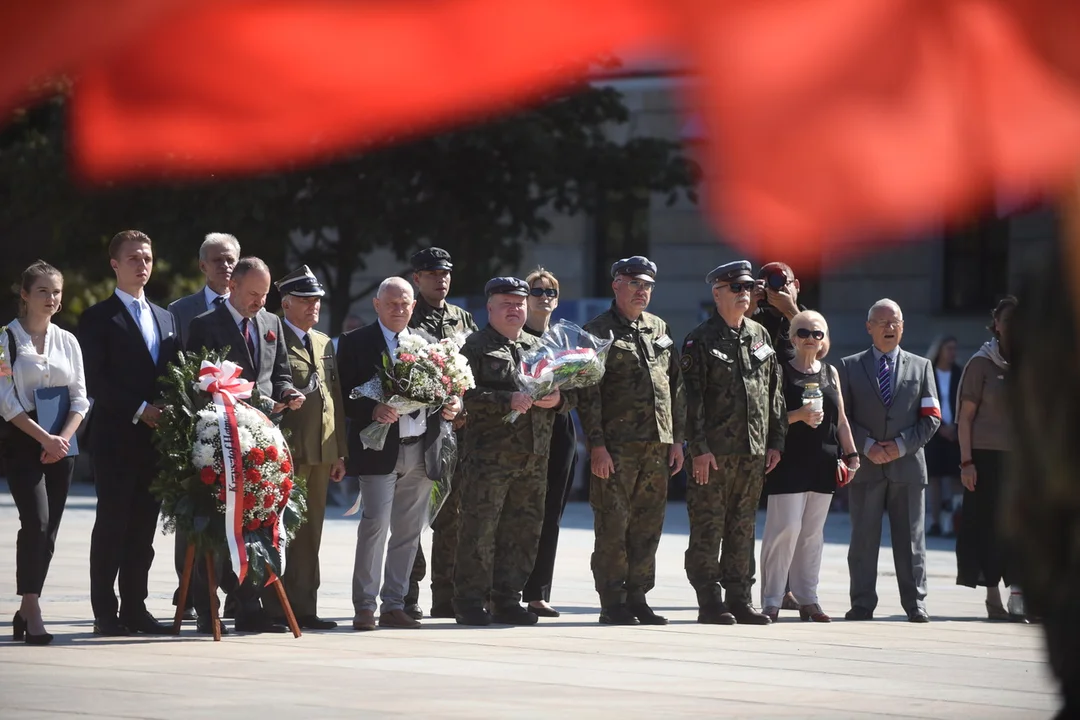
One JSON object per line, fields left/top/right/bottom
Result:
{"left": 2, "top": 0, "right": 1080, "bottom": 258}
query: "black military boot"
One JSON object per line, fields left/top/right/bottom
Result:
{"left": 729, "top": 602, "right": 772, "bottom": 625}
{"left": 492, "top": 604, "right": 538, "bottom": 626}
{"left": 628, "top": 601, "right": 668, "bottom": 626}
{"left": 696, "top": 586, "right": 736, "bottom": 625}
{"left": 599, "top": 604, "right": 640, "bottom": 625}
{"left": 455, "top": 607, "right": 492, "bottom": 626}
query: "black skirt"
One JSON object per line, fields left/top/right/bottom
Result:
{"left": 925, "top": 433, "right": 961, "bottom": 477}
{"left": 955, "top": 449, "right": 1014, "bottom": 588}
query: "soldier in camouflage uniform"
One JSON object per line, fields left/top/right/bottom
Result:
{"left": 404, "top": 247, "right": 479, "bottom": 619}
{"left": 578, "top": 256, "right": 687, "bottom": 626}
{"left": 682, "top": 260, "right": 786, "bottom": 626}
{"left": 452, "top": 277, "right": 568, "bottom": 626}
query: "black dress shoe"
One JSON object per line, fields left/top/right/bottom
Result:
{"left": 599, "top": 604, "right": 640, "bottom": 626}
{"left": 729, "top": 603, "right": 772, "bottom": 625}
{"left": 845, "top": 607, "right": 874, "bottom": 621}
{"left": 181, "top": 606, "right": 197, "bottom": 622}
{"left": 297, "top": 615, "right": 338, "bottom": 630}
{"left": 628, "top": 602, "right": 668, "bottom": 626}
{"left": 527, "top": 602, "right": 561, "bottom": 618}
{"left": 120, "top": 610, "right": 173, "bottom": 635}
{"left": 404, "top": 603, "right": 424, "bottom": 621}
{"left": 908, "top": 610, "right": 931, "bottom": 623}
{"left": 430, "top": 602, "right": 456, "bottom": 619}
{"left": 492, "top": 604, "right": 538, "bottom": 626}
{"left": 93, "top": 617, "right": 132, "bottom": 636}
{"left": 697, "top": 604, "right": 736, "bottom": 625}
{"left": 455, "top": 607, "right": 493, "bottom": 626}
{"left": 234, "top": 614, "right": 289, "bottom": 634}
{"left": 196, "top": 618, "right": 230, "bottom": 635}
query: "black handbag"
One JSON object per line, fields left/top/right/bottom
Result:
{"left": 0, "top": 327, "right": 24, "bottom": 446}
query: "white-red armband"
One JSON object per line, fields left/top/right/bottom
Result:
{"left": 920, "top": 396, "right": 941, "bottom": 418}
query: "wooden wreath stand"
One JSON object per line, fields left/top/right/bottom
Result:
{"left": 172, "top": 544, "right": 302, "bottom": 641}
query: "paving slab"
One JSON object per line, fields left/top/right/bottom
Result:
{"left": 0, "top": 486, "right": 1058, "bottom": 719}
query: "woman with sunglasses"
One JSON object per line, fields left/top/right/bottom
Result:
{"left": 520, "top": 267, "right": 578, "bottom": 617}
{"left": 758, "top": 310, "right": 859, "bottom": 622}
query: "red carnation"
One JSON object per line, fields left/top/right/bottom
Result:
{"left": 282, "top": 478, "right": 294, "bottom": 493}
{"left": 246, "top": 447, "right": 265, "bottom": 465}
{"left": 245, "top": 519, "right": 260, "bottom": 532}
{"left": 263, "top": 494, "right": 276, "bottom": 509}
{"left": 200, "top": 467, "right": 217, "bottom": 485}
{"left": 243, "top": 493, "right": 256, "bottom": 510}
{"left": 244, "top": 467, "right": 262, "bottom": 484}
{"left": 265, "top": 446, "right": 279, "bottom": 461}
{"left": 264, "top": 512, "right": 278, "bottom": 528}
{"left": 280, "top": 460, "right": 292, "bottom": 474}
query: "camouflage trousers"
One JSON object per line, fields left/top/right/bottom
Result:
{"left": 453, "top": 451, "right": 548, "bottom": 611}
{"left": 406, "top": 469, "right": 462, "bottom": 609}
{"left": 590, "top": 442, "right": 670, "bottom": 607}
{"left": 685, "top": 454, "right": 766, "bottom": 606}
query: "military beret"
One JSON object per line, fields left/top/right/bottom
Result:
{"left": 411, "top": 247, "right": 453, "bottom": 272}
{"left": 275, "top": 264, "right": 325, "bottom": 297}
{"left": 610, "top": 255, "right": 657, "bottom": 281}
{"left": 706, "top": 260, "right": 754, "bottom": 285}
{"left": 484, "top": 276, "right": 530, "bottom": 297}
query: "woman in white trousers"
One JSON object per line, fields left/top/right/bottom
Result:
{"left": 759, "top": 311, "right": 859, "bottom": 622}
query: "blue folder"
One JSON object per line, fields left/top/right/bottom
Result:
{"left": 34, "top": 386, "right": 78, "bottom": 457}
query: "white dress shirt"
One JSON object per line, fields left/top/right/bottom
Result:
{"left": 378, "top": 321, "right": 427, "bottom": 439}
{"left": 114, "top": 288, "right": 160, "bottom": 423}
{"left": 224, "top": 300, "right": 259, "bottom": 358}
{"left": 203, "top": 285, "right": 228, "bottom": 310}
{"left": 0, "top": 319, "right": 91, "bottom": 422}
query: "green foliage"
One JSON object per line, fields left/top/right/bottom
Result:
{"left": 151, "top": 348, "right": 308, "bottom": 586}
{"left": 0, "top": 66, "right": 699, "bottom": 332}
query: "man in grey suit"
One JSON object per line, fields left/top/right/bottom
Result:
{"left": 167, "top": 232, "right": 240, "bottom": 619}
{"left": 185, "top": 256, "right": 306, "bottom": 633}
{"left": 837, "top": 299, "right": 941, "bottom": 623}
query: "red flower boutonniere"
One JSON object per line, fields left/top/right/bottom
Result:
{"left": 264, "top": 329, "right": 276, "bottom": 343}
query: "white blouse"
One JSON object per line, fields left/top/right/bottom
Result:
{"left": 0, "top": 318, "right": 90, "bottom": 422}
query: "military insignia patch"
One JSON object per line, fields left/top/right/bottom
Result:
{"left": 680, "top": 354, "right": 693, "bottom": 371}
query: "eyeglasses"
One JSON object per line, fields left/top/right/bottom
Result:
{"left": 622, "top": 279, "right": 655, "bottom": 292}
{"left": 720, "top": 282, "right": 755, "bottom": 293}
{"left": 529, "top": 287, "right": 559, "bottom": 298}
{"left": 795, "top": 328, "right": 826, "bottom": 340}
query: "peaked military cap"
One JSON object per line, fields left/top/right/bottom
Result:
{"left": 610, "top": 255, "right": 657, "bottom": 281}
{"left": 484, "top": 276, "right": 530, "bottom": 297}
{"left": 275, "top": 264, "right": 325, "bottom": 297}
{"left": 706, "top": 260, "right": 754, "bottom": 285}
{"left": 411, "top": 247, "right": 454, "bottom": 272}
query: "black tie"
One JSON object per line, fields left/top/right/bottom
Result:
{"left": 241, "top": 318, "right": 256, "bottom": 362}
{"left": 214, "top": 296, "right": 226, "bottom": 307}
{"left": 303, "top": 334, "right": 314, "bottom": 362}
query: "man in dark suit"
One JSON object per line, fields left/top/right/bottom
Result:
{"left": 79, "top": 230, "right": 180, "bottom": 636}
{"left": 337, "top": 276, "right": 461, "bottom": 631}
{"left": 837, "top": 299, "right": 941, "bottom": 623}
{"left": 167, "top": 231, "right": 240, "bottom": 620}
{"left": 186, "top": 256, "right": 305, "bottom": 633}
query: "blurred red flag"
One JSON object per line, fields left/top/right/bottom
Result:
{"left": 3, "top": 0, "right": 1080, "bottom": 262}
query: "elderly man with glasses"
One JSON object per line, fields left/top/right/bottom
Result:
{"left": 680, "top": 260, "right": 787, "bottom": 626}
{"left": 577, "top": 256, "right": 687, "bottom": 626}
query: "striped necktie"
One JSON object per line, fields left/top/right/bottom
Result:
{"left": 877, "top": 353, "right": 893, "bottom": 406}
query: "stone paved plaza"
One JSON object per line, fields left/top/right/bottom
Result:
{"left": 0, "top": 485, "right": 1059, "bottom": 719}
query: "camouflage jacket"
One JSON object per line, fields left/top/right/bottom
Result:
{"left": 460, "top": 324, "right": 568, "bottom": 456}
{"left": 681, "top": 313, "right": 786, "bottom": 457}
{"left": 411, "top": 296, "right": 478, "bottom": 340}
{"left": 578, "top": 304, "right": 686, "bottom": 448}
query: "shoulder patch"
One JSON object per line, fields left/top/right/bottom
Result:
{"left": 680, "top": 353, "right": 693, "bottom": 371}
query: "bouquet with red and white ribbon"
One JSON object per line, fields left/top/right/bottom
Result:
{"left": 152, "top": 353, "right": 307, "bottom": 588}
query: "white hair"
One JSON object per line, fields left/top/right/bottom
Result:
{"left": 867, "top": 298, "right": 903, "bottom": 322}
{"left": 199, "top": 233, "right": 241, "bottom": 262}
{"left": 376, "top": 276, "right": 414, "bottom": 300}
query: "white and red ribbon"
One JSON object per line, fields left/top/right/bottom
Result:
{"left": 197, "top": 361, "right": 254, "bottom": 583}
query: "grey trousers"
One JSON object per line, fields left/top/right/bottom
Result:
{"left": 352, "top": 443, "right": 433, "bottom": 615}
{"left": 847, "top": 478, "right": 928, "bottom": 615}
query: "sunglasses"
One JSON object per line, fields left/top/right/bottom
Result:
{"left": 721, "top": 282, "right": 755, "bottom": 293}
{"left": 795, "top": 328, "right": 826, "bottom": 340}
{"left": 529, "top": 287, "right": 558, "bottom": 298}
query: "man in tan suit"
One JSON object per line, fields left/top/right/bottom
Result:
{"left": 264, "top": 265, "right": 347, "bottom": 630}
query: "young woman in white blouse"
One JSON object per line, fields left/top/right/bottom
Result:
{"left": 1, "top": 261, "right": 90, "bottom": 645}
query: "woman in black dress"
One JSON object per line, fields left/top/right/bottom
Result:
{"left": 924, "top": 335, "right": 962, "bottom": 536}
{"left": 759, "top": 311, "right": 859, "bottom": 622}
{"left": 520, "top": 267, "right": 578, "bottom": 617}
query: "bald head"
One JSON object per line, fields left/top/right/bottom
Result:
{"left": 373, "top": 276, "right": 415, "bottom": 333}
